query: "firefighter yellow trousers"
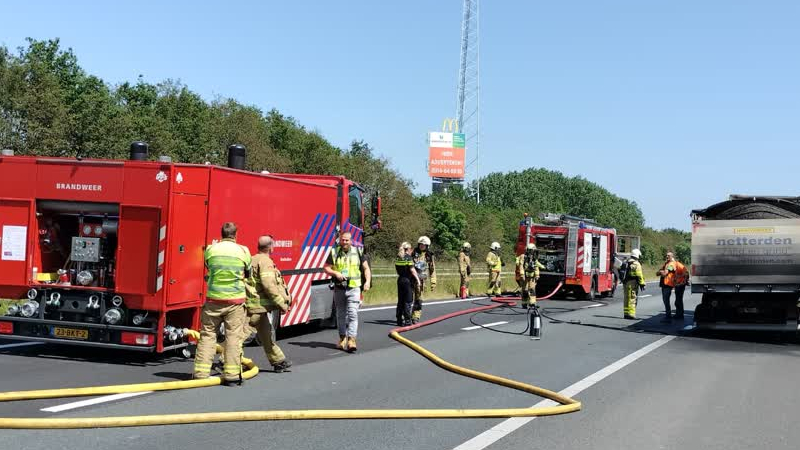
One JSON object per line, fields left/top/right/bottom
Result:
{"left": 623, "top": 281, "right": 639, "bottom": 318}
{"left": 247, "top": 311, "right": 285, "bottom": 365}
{"left": 194, "top": 302, "right": 246, "bottom": 382}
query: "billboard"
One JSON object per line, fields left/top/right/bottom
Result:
{"left": 428, "top": 131, "right": 465, "bottom": 179}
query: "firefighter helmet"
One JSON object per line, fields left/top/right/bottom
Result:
{"left": 462, "top": 242, "right": 471, "bottom": 249}
{"left": 631, "top": 248, "right": 642, "bottom": 259}
{"left": 490, "top": 242, "right": 501, "bottom": 250}
{"left": 526, "top": 243, "right": 537, "bottom": 251}
{"left": 418, "top": 236, "right": 431, "bottom": 246}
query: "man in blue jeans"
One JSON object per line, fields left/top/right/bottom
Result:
{"left": 324, "top": 232, "right": 371, "bottom": 352}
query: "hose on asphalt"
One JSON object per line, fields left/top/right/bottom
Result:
{"left": 0, "top": 297, "right": 580, "bottom": 429}
{"left": 465, "top": 282, "right": 567, "bottom": 335}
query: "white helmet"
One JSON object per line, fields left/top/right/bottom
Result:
{"left": 418, "top": 236, "right": 431, "bottom": 246}
{"left": 631, "top": 248, "right": 642, "bottom": 259}
{"left": 462, "top": 242, "right": 471, "bottom": 249}
{"left": 526, "top": 243, "right": 537, "bottom": 251}
{"left": 490, "top": 242, "right": 501, "bottom": 250}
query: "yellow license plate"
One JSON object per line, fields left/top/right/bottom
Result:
{"left": 53, "top": 327, "right": 89, "bottom": 340}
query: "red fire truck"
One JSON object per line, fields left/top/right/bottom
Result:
{"left": 515, "top": 213, "right": 623, "bottom": 299}
{"left": 0, "top": 143, "right": 379, "bottom": 353}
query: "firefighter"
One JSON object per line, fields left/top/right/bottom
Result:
{"left": 623, "top": 248, "right": 646, "bottom": 319}
{"left": 411, "top": 236, "right": 436, "bottom": 323}
{"left": 395, "top": 242, "right": 420, "bottom": 326}
{"left": 458, "top": 242, "right": 472, "bottom": 299}
{"left": 516, "top": 243, "right": 545, "bottom": 308}
{"left": 486, "top": 242, "right": 504, "bottom": 296}
{"left": 244, "top": 235, "right": 292, "bottom": 372}
{"left": 324, "top": 231, "right": 371, "bottom": 352}
{"left": 194, "top": 222, "right": 251, "bottom": 385}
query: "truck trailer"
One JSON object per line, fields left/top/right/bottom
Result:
{"left": 691, "top": 196, "right": 800, "bottom": 331}
{"left": 0, "top": 143, "right": 379, "bottom": 352}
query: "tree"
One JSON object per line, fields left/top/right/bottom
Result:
{"left": 674, "top": 242, "right": 691, "bottom": 264}
{"left": 421, "top": 196, "right": 466, "bottom": 255}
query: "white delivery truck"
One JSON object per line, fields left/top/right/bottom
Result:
{"left": 691, "top": 196, "right": 800, "bottom": 331}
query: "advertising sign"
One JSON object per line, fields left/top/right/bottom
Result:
{"left": 428, "top": 129, "right": 466, "bottom": 179}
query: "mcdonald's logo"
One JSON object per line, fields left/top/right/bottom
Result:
{"left": 442, "top": 118, "right": 459, "bottom": 133}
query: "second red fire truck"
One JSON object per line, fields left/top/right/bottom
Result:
{"left": 516, "top": 213, "right": 637, "bottom": 299}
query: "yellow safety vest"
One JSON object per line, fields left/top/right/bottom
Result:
{"left": 204, "top": 239, "right": 251, "bottom": 301}
{"left": 331, "top": 246, "right": 363, "bottom": 288}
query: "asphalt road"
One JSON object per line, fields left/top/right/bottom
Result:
{"left": 1, "top": 283, "right": 799, "bottom": 450}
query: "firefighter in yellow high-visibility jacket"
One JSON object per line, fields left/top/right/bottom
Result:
{"left": 623, "top": 248, "right": 646, "bottom": 319}
{"left": 486, "top": 242, "right": 503, "bottom": 296}
{"left": 194, "top": 222, "right": 250, "bottom": 385}
{"left": 515, "top": 243, "right": 545, "bottom": 308}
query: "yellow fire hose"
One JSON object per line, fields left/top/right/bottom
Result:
{"left": 0, "top": 301, "right": 580, "bottom": 429}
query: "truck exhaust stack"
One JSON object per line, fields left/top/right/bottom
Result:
{"left": 129, "top": 141, "right": 148, "bottom": 161}
{"left": 227, "top": 144, "right": 246, "bottom": 170}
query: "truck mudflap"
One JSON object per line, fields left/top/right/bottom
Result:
{"left": 0, "top": 316, "right": 158, "bottom": 351}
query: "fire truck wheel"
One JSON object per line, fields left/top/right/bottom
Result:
{"left": 601, "top": 275, "right": 617, "bottom": 298}
{"left": 584, "top": 278, "right": 598, "bottom": 300}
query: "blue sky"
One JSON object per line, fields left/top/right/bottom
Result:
{"left": 4, "top": 0, "right": 799, "bottom": 230}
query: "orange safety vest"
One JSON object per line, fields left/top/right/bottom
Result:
{"left": 673, "top": 261, "right": 688, "bottom": 286}
{"left": 661, "top": 260, "right": 687, "bottom": 287}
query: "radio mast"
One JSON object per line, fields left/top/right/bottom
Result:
{"left": 456, "top": 0, "right": 480, "bottom": 202}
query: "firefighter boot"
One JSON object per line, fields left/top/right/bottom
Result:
{"left": 337, "top": 335, "right": 348, "bottom": 351}
{"left": 411, "top": 309, "right": 422, "bottom": 324}
{"left": 347, "top": 336, "right": 357, "bottom": 353}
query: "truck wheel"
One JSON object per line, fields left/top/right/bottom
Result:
{"left": 585, "top": 279, "right": 598, "bottom": 300}
{"left": 602, "top": 274, "right": 618, "bottom": 298}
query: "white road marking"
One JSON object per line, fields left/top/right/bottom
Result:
{"left": 461, "top": 321, "right": 509, "bottom": 331}
{"left": 583, "top": 303, "right": 604, "bottom": 309}
{"left": 0, "top": 342, "right": 42, "bottom": 350}
{"left": 639, "top": 294, "right": 652, "bottom": 298}
{"left": 360, "top": 297, "right": 487, "bottom": 312}
{"left": 452, "top": 335, "right": 677, "bottom": 450}
{"left": 41, "top": 391, "right": 153, "bottom": 413}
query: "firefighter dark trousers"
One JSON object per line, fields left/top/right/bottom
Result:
{"left": 396, "top": 277, "right": 414, "bottom": 325}
{"left": 194, "top": 301, "right": 246, "bottom": 382}
{"left": 247, "top": 311, "right": 286, "bottom": 365}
